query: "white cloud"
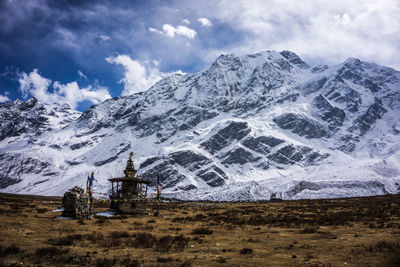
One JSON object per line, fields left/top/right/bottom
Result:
{"left": 149, "top": 24, "right": 197, "bottom": 39}
{"left": 209, "top": 0, "right": 400, "bottom": 69}
{"left": 18, "top": 69, "right": 111, "bottom": 109}
{"left": 77, "top": 70, "right": 88, "bottom": 80}
{"left": 106, "top": 55, "right": 168, "bottom": 96}
{"left": 0, "top": 94, "right": 10, "bottom": 103}
{"left": 99, "top": 34, "right": 110, "bottom": 41}
{"left": 19, "top": 69, "right": 52, "bottom": 100}
{"left": 182, "top": 19, "right": 190, "bottom": 24}
{"left": 53, "top": 81, "right": 111, "bottom": 108}
{"left": 198, "top": 17, "right": 212, "bottom": 27}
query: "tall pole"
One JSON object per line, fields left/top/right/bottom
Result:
{"left": 155, "top": 173, "right": 161, "bottom": 216}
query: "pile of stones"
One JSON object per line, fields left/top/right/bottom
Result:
{"left": 61, "top": 186, "right": 94, "bottom": 219}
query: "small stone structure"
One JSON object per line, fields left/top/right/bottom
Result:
{"left": 109, "top": 152, "right": 151, "bottom": 214}
{"left": 61, "top": 186, "right": 94, "bottom": 219}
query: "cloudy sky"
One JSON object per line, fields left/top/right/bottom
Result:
{"left": 1, "top": 0, "right": 399, "bottom": 111}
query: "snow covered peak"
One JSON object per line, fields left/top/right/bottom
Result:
{"left": 279, "top": 50, "right": 310, "bottom": 69}
{"left": 1, "top": 51, "right": 400, "bottom": 201}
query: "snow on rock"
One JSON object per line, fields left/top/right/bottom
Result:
{"left": 1, "top": 50, "right": 400, "bottom": 201}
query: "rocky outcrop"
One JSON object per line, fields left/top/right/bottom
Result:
{"left": 0, "top": 153, "right": 50, "bottom": 189}
{"left": 280, "top": 50, "right": 310, "bottom": 69}
{"left": 350, "top": 98, "right": 387, "bottom": 135}
{"left": 201, "top": 121, "right": 250, "bottom": 154}
{"left": 312, "top": 94, "right": 346, "bottom": 131}
{"left": 61, "top": 187, "right": 94, "bottom": 219}
{"left": 273, "top": 113, "right": 329, "bottom": 139}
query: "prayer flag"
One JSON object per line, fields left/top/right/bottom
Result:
{"left": 157, "top": 173, "right": 162, "bottom": 199}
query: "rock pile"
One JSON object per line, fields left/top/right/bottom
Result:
{"left": 61, "top": 186, "right": 94, "bottom": 219}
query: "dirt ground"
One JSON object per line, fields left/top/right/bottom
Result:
{"left": 0, "top": 193, "right": 399, "bottom": 267}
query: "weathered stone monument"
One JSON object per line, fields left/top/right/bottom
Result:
{"left": 61, "top": 186, "right": 94, "bottom": 219}
{"left": 109, "top": 152, "right": 151, "bottom": 214}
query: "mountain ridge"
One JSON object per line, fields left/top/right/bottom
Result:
{"left": 1, "top": 50, "right": 399, "bottom": 200}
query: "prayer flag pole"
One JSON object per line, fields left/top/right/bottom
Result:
{"left": 155, "top": 173, "right": 162, "bottom": 216}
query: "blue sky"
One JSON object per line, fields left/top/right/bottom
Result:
{"left": 1, "top": 0, "right": 399, "bottom": 111}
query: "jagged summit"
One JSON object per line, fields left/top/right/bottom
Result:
{"left": 1, "top": 50, "right": 399, "bottom": 200}
{"left": 279, "top": 50, "right": 310, "bottom": 69}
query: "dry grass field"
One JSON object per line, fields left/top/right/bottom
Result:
{"left": 0, "top": 193, "right": 399, "bottom": 267}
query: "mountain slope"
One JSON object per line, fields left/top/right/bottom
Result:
{"left": 1, "top": 50, "right": 400, "bottom": 200}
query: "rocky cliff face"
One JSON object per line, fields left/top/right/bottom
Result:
{"left": 1, "top": 50, "right": 399, "bottom": 200}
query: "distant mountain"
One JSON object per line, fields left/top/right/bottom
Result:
{"left": 1, "top": 50, "right": 399, "bottom": 200}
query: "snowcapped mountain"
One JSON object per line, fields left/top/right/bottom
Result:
{"left": 1, "top": 50, "right": 400, "bottom": 200}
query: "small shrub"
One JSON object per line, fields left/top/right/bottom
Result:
{"left": 155, "top": 234, "right": 189, "bottom": 252}
{"left": 364, "top": 241, "right": 400, "bottom": 252}
{"left": 49, "top": 234, "right": 83, "bottom": 246}
{"left": 300, "top": 224, "right": 319, "bottom": 234}
{"left": 35, "top": 247, "right": 69, "bottom": 257}
{"left": 96, "top": 217, "right": 109, "bottom": 224}
{"left": 95, "top": 257, "right": 117, "bottom": 267}
{"left": 180, "top": 260, "right": 192, "bottom": 267}
{"left": 240, "top": 248, "right": 253, "bottom": 254}
{"left": 157, "top": 257, "right": 174, "bottom": 263}
{"left": 191, "top": 236, "right": 204, "bottom": 243}
{"left": 120, "top": 258, "right": 141, "bottom": 267}
{"left": 110, "top": 231, "right": 129, "bottom": 239}
{"left": 36, "top": 208, "right": 48, "bottom": 213}
{"left": 129, "top": 233, "right": 156, "bottom": 248}
{"left": 0, "top": 245, "right": 21, "bottom": 257}
{"left": 147, "top": 219, "right": 156, "bottom": 223}
{"left": 191, "top": 227, "right": 213, "bottom": 235}
{"left": 172, "top": 234, "right": 189, "bottom": 252}
{"left": 86, "top": 233, "right": 105, "bottom": 245}
{"left": 216, "top": 257, "right": 227, "bottom": 263}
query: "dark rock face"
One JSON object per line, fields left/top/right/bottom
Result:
{"left": 170, "top": 150, "right": 212, "bottom": 172}
{"left": 0, "top": 98, "right": 80, "bottom": 142}
{"left": 338, "top": 134, "right": 359, "bottom": 153}
{"left": 201, "top": 121, "right": 251, "bottom": 154}
{"left": 273, "top": 113, "right": 329, "bottom": 139}
{"left": 94, "top": 156, "right": 119, "bottom": 166}
{"left": 143, "top": 106, "right": 219, "bottom": 142}
{"left": 0, "top": 98, "right": 48, "bottom": 141}
{"left": 70, "top": 140, "right": 92, "bottom": 150}
{"left": 363, "top": 79, "right": 381, "bottom": 93}
{"left": 197, "top": 165, "right": 227, "bottom": 187}
{"left": 140, "top": 161, "right": 187, "bottom": 189}
{"left": 140, "top": 150, "right": 229, "bottom": 189}
{"left": 0, "top": 153, "right": 50, "bottom": 189}
{"left": 268, "top": 145, "right": 303, "bottom": 165}
{"left": 311, "top": 65, "right": 328, "bottom": 73}
{"left": 350, "top": 98, "right": 387, "bottom": 135}
{"left": 279, "top": 50, "right": 310, "bottom": 69}
{"left": 323, "top": 76, "right": 362, "bottom": 113}
{"left": 219, "top": 147, "right": 261, "bottom": 166}
{"left": 312, "top": 94, "right": 346, "bottom": 131}
{"left": 139, "top": 157, "right": 159, "bottom": 169}
{"left": 242, "top": 136, "right": 285, "bottom": 154}
{"left": 301, "top": 77, "right": 327, "bottom": 95}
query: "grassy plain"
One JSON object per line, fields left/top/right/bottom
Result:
{"left": 0, "top": 193, "right": 399, "bottom": 266}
